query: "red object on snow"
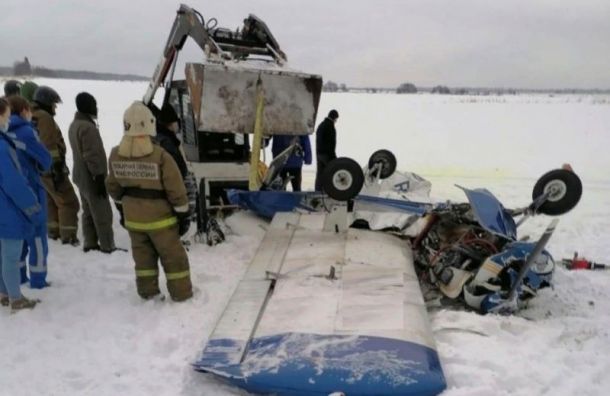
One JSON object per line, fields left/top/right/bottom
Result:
{"left": 571, "top": 258, "right": 593, "bottom": 270}
{"left": 562, "top": 252, "right": 608, "bottom": 270}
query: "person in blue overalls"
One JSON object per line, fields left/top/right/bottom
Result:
{"left": 7, "top": 96, "right": 52, "bottom": 288}
{"left": 0, "top": 97, "right": 45, "bottom": 310}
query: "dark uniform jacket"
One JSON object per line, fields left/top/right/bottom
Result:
{"left": 315, "top": 117, "right": 336, "bottom": 159}
{"left": 155, "top": 126, "right": 187, "bottom": 178}
{"left": 68, "top": 112, "right": 108, "bottom": 189}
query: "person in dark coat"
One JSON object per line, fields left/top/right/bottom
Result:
{"left": 4, "top": 80, "right": 22, "bottom": 97}
{"left": 154, "top": 103, "right": 188, "bottom": 178}
{"left": 154, "top": 103, "right": 197, "bottom": 221}
{"left": 271, "top": 135, "right": 312, "bottom": 191}
{"left": 68, "top": 92, "right": 116, "bottom": 253}
{"left": 314, "top": 109, "right": 339, "bottom": 191}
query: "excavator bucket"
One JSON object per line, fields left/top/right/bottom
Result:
{"left": 185, "top": 62, "right": 322, "bottom": 136}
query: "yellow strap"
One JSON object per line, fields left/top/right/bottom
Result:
{"left": 249, "top": 80, "right": 265, "bottom": 191}
{"left": 125, "top": 216, "right": 177, "bottom": 231}
{"left": 48, "top": 149, "right": 61, "bottom": 159}
{"left": 136, "top": 269, "right": 159, "bottom": 277}
{"left": 166, "top": 270, "right": 190, "bottom": 281}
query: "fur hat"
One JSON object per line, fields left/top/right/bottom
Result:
{"left": 328, "top": 109, "right": 339, "bottom": 120}
{"left": 123, "top": 101, "right": 156, "bottom": 137}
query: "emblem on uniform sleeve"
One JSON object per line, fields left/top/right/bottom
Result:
{"left": 112, "top": 162, "right": 159, "bottom": 180}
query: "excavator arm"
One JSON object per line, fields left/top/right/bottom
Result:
{"left": 143, "top": 3, "right": 286, "bottom": 104}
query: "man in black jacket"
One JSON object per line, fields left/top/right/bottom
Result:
{"left": 314, "top": 109, "right": 339, "bottom": 191}
{"left": 155, "top": 104, "right": 188, "bottom": 178}
{"left": 154, "top": 103, "right": 197, "bottom": 224}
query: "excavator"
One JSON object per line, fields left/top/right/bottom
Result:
{"left": 142, "top": 4, "right": 323, "bottom": 244}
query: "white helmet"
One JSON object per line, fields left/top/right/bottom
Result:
{"left": 123, "top": 101, "right": 156, "bottom": 137}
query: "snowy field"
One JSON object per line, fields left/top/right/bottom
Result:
{"left": 1, "top": 78, "right": 609, "bottom": 396}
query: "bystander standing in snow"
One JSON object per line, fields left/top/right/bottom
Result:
{"left": 0, "top": 97, "right": 45, "bottom": 311}
{"left": 7, "top": 95, "right": 53, "bottom": 288}
{"left": 153, "top": 103, "right": 197, "bottom": 220}
{"left": 270, "top": 134, "right": 312, "bottom": 191}
{"left": 3, "top": 80, "right": 22, "bottom": 97}
{"left": 33, "top": 86, "right": 81, "bottom": 245}
{"left": 314, "top": 109, "right": 339, "bottom": 191}
{"left": 68, "top": 92, "right": 116, "bottom": 253}
{"left": 20, "top": 81, "right": 38, "bottom": 104}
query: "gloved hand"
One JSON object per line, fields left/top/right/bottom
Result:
{"left": 176, "top": 211, "right": 190, "bottom": 237}
{"left": 51, "top": 161, "right": 66, "bottom": 188}
{"left": 115, "top": 203, "right": 125, "bottom": 228}
{"left": 93, "top": 174, "right": 107, "bottom": 197}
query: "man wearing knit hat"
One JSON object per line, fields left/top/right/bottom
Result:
{"left": 68, "top": 92, "right": 116, "bottom": 253}
{"left": 3, "top": 80, "right": 22, "bottom": 97}
{"left": 20, "top": 81, "right": 39, "bottom": 103}
{"left": 106, "top": 101, "right": 193, "bottom": 302}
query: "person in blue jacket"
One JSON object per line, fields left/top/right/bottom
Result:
{"left": 7, "top": 96, "right": 52, "bottom": 288}
{"left": 0, "top": 97, "right": 44, "bottom": 310}
{"left": 271, "top": 134, "right": 312, "bottom": 191}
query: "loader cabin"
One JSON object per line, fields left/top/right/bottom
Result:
{"left": 167, "top": 80, "right": 250, "bottom": 164}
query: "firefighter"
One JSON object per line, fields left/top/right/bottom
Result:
{"left": 106, "top": 101, "right": 193, "bottom": 302}
{"left": 68, "top": 92, "right": 116, "bottom": 253}
{"left": 32, "top": 86, "right": 80, "bottom": 245}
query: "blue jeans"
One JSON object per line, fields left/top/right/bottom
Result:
{"left": 0, "top": 239, "right": 25, "bottom": 300}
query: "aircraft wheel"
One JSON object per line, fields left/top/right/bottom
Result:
{"left": 532, "top": 169, "right": 582, "bottom": 215}
{"left": 322, "top": 157, "right": 365, "bottom": 201}
{"left": 368, "top": 149, "right": 397, "bottom": 179}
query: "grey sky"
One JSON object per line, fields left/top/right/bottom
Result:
{"left": 2, "top": 0, "right": 610, "bottom": 89}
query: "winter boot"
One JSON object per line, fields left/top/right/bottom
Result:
{"left": 143, "top": 293, "right": 166, "bottom": 302}
{"left": 10, "top": 297, "right": 40, "bottom": 312}
{"left": 0, "top": 294, "right": 8, "bottom": 307}
{"left": 62, "top": 237, "right": 81, "bottom": 247}
{"left": 83, "top": 244, "right": 101, "bottom": 253}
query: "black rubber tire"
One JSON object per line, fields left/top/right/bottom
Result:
{"left": 532, "top": 169, "right": 582, "bottom": 216}
{"left": 368, "top": 149, "right": 397, "bottom": 179}
{"left": 321, "top": 157, "right": 365, "bottom": 201}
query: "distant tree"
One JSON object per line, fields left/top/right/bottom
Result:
{"left": 323, "top": 81, "right": 339, "bottom": 92}
{"left": 339, "top": 83, "right": 347, "bottom": 92}
{"left": 431, "top": 85, "right": 451, "bottom": 94}
{"left": 453, "top": 88, "right": 468, "bottom": 95}
{"left": 13, "top": 57, "right": 32, "bottom": 75}
{"left": 32, "top": 66, "right": 58, "bottom": 78}
{"left": 396, "top": 82, "right": 417, "bottom": 94}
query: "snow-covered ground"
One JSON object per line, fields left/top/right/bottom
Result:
{"left": 1, "top": 78, "right": 609, "bottom": 396}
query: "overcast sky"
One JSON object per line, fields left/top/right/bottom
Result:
{"left": 3, "top": 0, "right": 610, "bottom": 89}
